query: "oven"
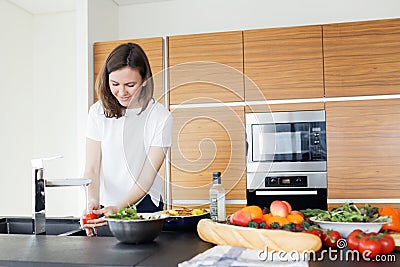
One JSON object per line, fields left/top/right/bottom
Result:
{"left": 245, "top": 110, "right": 327, "bottom": 210}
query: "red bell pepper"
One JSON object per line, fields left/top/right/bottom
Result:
{"left": 229, "top": 209, "right": 252, "bottom": 227}
{"left": 379, "top": 206, "right": 400, "bottom": 232}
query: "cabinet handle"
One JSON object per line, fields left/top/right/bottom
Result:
{"left": 256, "top": 190, "right": 318, "bottom": 196}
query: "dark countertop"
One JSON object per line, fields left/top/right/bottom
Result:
{"left": 0, "top": 230, "right": 399, "bottom": 267}
{"left": 0, "top": 231, "right": 213, "bottom": 267}
{"left": 309, "top": 249, "right": 399, "bottom": 267}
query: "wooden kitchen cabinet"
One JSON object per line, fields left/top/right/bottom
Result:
{"left": 93, "top": 37, "right": 164, "bottom": 103}
{"left": 245, "top": 102, "right": 325, "bottom": 113}
{"left": 169, "top": 106, "right": 246, "bottom": 210}
{"left": 326, "top": 99, "right": 400, "bottom": 199}
{"left": 244, "top": 25, "right": 324, "bottom": 101}
{"left": 168, "top": 31, "right": 244, "bottom": 105}
{"left": 324, "top": 18, "right": 400, "bottom": 97}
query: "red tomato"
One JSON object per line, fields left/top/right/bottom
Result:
{"left": 358, "top": 237, "right": 381, "bottom": 259}
{"left": 379, "top": 235, "right": 395, "bottom": 254}
{"left": 309, "top": 228, "right": 324, "bottom": 238}
{"left": 324, "top": 230, "right": 341, "bottom": 247}
{"left": 365, "top": 232, "right": 378, "bottom": 237}
{"left": 229, "top": 209, "right": 252, "bottom": 227}
{"left": 347, "top": 229, "right": 364, "bottom": 250}
{"left": 82, "top": 212, "right": 98, "bottom": 225}
{"left": 349, "top": 229, "right": 363, "bottom": 236}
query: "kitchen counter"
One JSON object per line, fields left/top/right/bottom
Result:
{"left": 0, "top": 230, "right": 399, "bottom": 266}
{"left": 0, "top": 231, "right": 212, "bottom": 267}
{"left": 309, "top": 250, "right": 399, "bottom": 267}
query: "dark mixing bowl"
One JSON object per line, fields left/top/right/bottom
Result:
{"left": 162, "top": 211, "right": 210, "bottom": 231}
{"left": 106, "top": 213, "right": 169, "bottom": 244}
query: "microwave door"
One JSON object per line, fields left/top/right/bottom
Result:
{"left": 252, "top": 124, "right": 306, "bottom": 162}
{"left": 252, "top": 124, "right": 275, "bottom": 162}
{"left": 274, "top": 131, "right": 302, "bottom": 161}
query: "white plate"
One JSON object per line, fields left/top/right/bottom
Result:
{"left": 161, "top": 209, "right": 209, "bottom": 217}
{"left": 309, "top": 217, "right": 389, "bottom": 238}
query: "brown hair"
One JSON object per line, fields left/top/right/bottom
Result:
{"left": 96, "top": 42, "right": 154, "bottom": 118}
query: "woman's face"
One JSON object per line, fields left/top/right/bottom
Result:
{"left": 109, "top": 66, "right": 144, "bottom": 108}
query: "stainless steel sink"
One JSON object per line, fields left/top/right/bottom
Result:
{"left": 0, "top": 217, "right": 113, "bottom": 236}
{"left": 0, "top": 217, "right": 80, "bottom": 235}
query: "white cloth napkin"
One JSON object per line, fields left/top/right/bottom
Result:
{"left": 179, "top": 245, "right": 309, "bottom": 267}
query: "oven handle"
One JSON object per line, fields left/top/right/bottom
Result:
{"left": 255, "top": 190, "right": 318, "bottom": 196}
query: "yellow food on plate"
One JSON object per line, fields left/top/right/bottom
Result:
{"left": 167, "top": 210, "right": 179, "bottom": 216}
{"left": 164, "top": 208, "right": 207, "bottom": 216}
{"left": 191, "top": 208, "right": 207, "bottom": 216}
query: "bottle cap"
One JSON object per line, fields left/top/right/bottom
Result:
{"left": 212, "top": 172, "right": 221, "bottom": 184}
{"left": 212, "top": 172, "right": 221, "bottom": 178}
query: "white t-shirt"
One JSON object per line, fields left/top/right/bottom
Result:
{"left": 86, "top": 99, "right": 173, "bottom": 207}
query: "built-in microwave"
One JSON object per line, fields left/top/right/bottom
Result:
{"left": 246, "top": 110, "right": 327, "bottom": 173}
{"left": 245, "top": 110, "right": 327, "bottom": 210}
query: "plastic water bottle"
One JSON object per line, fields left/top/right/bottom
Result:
{"left": 209, "top": 172, "right": 226, "bottom": 222}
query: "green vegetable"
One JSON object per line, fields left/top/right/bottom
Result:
{"left": 270, "top": 222, "right": 281, "bottom": 229}
{"left": 258, "top": 222, "right": 267, "bottom": 229}
{"left": 282, "top": 224, "right": 293, "bottom": 231}
{"left": 302, "top": 203, "right": 389, "bottom": 223}
{"left": 300, "top": 208, "right": 327, "bottom": 219}
{"left": 107, "top": 204, "right": 145, "bottom": 220}
{"left": 301, "top": 221, "right": 311, "bottom": 229}
{"left": 247, "top": 221, "right": 258, "bottom": 228}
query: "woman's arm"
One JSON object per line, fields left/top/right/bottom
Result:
{"left": 117, "top": 146, "right": 169, "bottom": 210}
{"left": 81, "top": 137, "right": 102, "bottom": 236}
{"left": 96, "top": 146, "right": 169, "bottom": 217}
{"left": 83, "top": 138, "right": 102, "bottom": 211}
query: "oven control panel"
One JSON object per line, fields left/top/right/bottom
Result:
{"left": 265, "top": 176, "right": 307, "bottom": 187}
{"left": 310, "top": 127, "right": 324, "bottom": 160}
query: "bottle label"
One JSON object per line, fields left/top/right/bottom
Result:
{"left": 210, "top": 197, "right": 218, "bottom": 222}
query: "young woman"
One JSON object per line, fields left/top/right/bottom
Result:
{"left": 81, "top": 43, "right": 172, "bottom": 236}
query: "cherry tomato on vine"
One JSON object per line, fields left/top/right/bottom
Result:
{"left": 324, "top": 230, "right": 341, "bottom": 247}
{"left": 82, "top": 211, "right": 98, "bottom": 225}
{"left": 309, "top": 228, "right": 324, "bottom": 238}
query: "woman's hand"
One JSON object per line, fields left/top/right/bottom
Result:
{"left": 96, "top": 205, "right": 120, "bottom": 217}
{"left": 80, "top": 202, "right": 100, "bottom": 236}
{"left": 80, "top": 205, "right": 120, "bottom": 236}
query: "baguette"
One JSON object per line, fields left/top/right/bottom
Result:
{"left": 388, "top": 233, "right": 400, "bottom": 250}
{"left": 197, "top": 219, "right": 322, "bottom": 252}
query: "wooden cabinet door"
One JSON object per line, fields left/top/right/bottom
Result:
{"left": 93, "top": 37, "right": 164, "bottom": 103}
{"left": 245, "top": 102, "right": 325, "bottom": 113}
{"left": 170, "top": 106, "right": 246, "bottom": 213}
{"left": 326, "top": 99, "right": 400, "bottom": 199}
{"left": 244, "top": 25, "right": 324, "bottom": 101}
{"left": 168, "top": 31, "right": 244, "bottom": 105}
{"left": 324, "top": 18, "right": 400, "bottom": 97}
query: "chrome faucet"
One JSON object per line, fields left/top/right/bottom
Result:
{"left": 32, "top": 156, "right": 92, "bottom": 235}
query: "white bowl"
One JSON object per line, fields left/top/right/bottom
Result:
{"left": 309, "top": 217, "right": 388, "bottom": 238}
